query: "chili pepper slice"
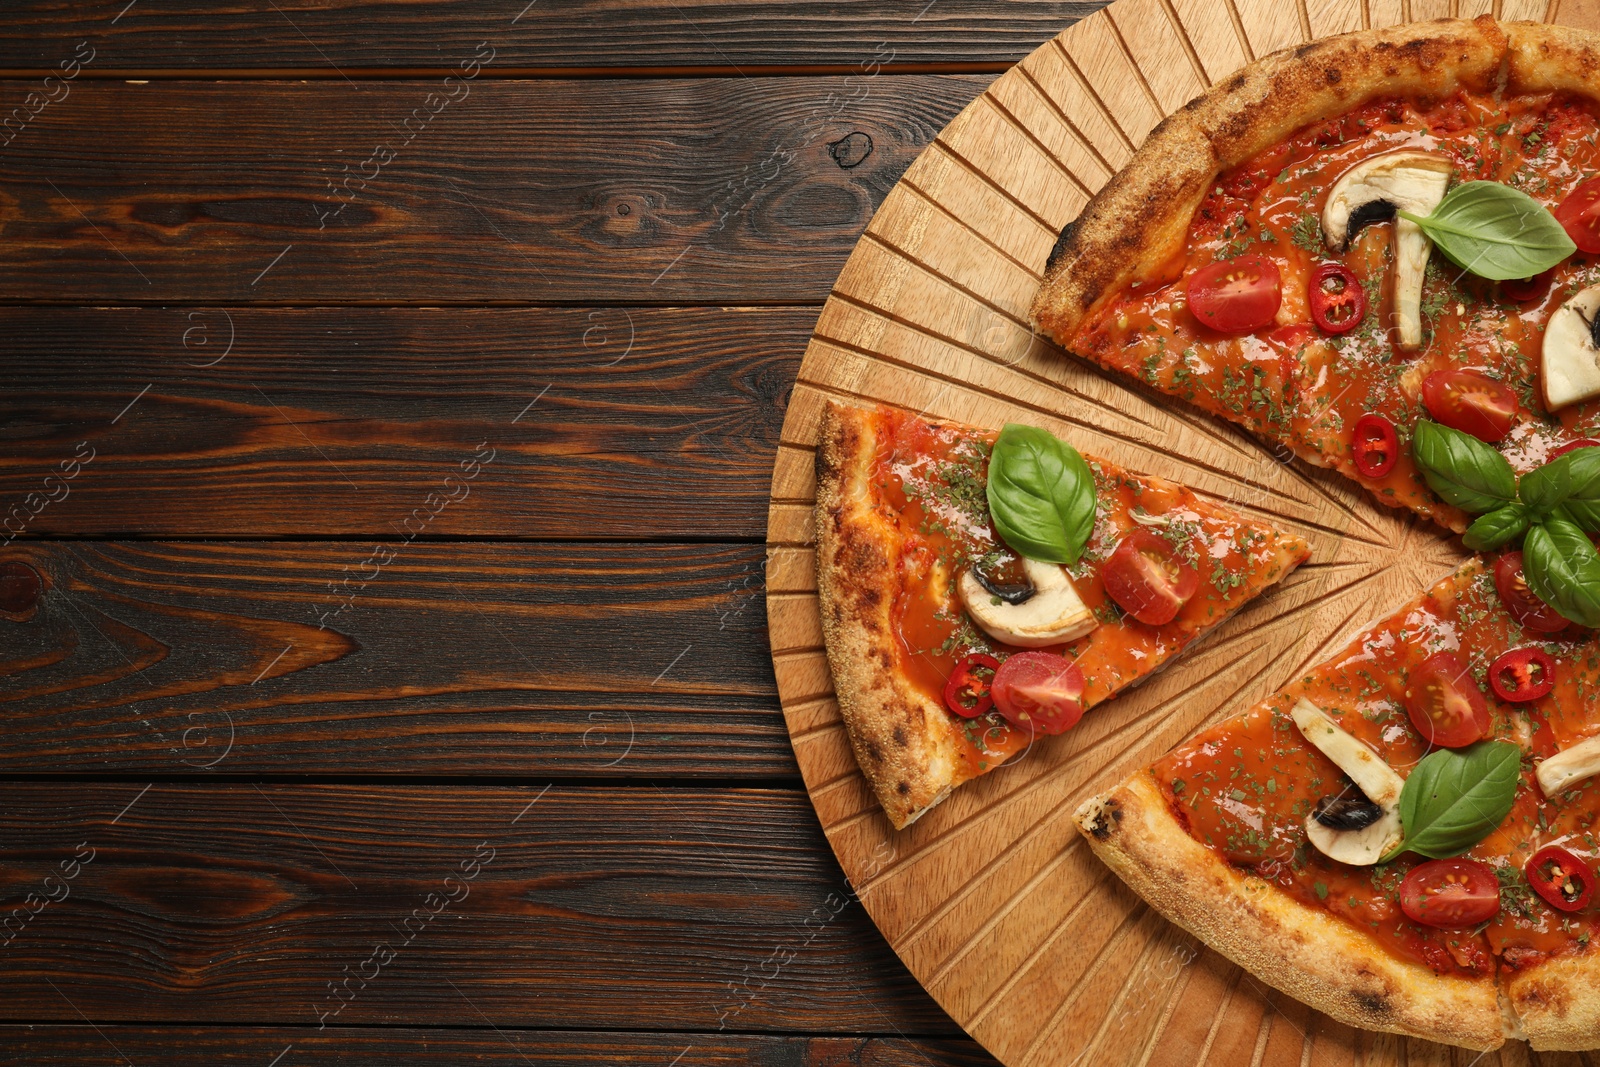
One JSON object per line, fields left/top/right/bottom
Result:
{"left": 942, "top": 653, "right": 1000, "bottom": 719}
{"left": 1527, "top": 846, "right": 1596, "bottom": 912}
{"left": 1551, "top": 438, "right": 1600, "bottom": 460}
{"left": 1308, "top": 262, "right": 1366, "bottom": 334}
{"left": 1489, "top": 646, "right": 1557, "bottom": 703}
{"left": 1351, "top": 414, "right": 1400, "bottom": 478}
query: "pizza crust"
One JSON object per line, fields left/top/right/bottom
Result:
{"left": 1074, "top": 772, "right": 1509, "bottom": 1051}
{"left": 814, "top": 400, "right": 972, "bottom": 829}
{"left": 1505, "top": 950, "right": 1600, "bottom": 1051}
{"left": 1032, "top": 16, "right": 1507, "bottom": 344}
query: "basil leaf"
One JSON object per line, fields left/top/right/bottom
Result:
{"left": 1462, "top": 503, "right": 1529, "bottom": 552}
{"left": 1410, "top": 420, "right": 1517, "bottom": 515}
{"left": 1521, "top": 446, "right": 1600, "bottom": 514}
{"left": 1399, "top": 181, "right": 1576, "bottom": 281}
{"left": 1523, "top": 519, "right": 1600, "bottom": 628}
{"left": 1555, "top": 499, "right": 1600, "bottom": 533}
{"left": 985, "top": 424, "right": 1097, "bottom": 565}
{"left": 1382, "top": 741, "right": 1521, "bottom": 863}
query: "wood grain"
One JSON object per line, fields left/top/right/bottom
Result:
{"left": 0, "top": 540, "right": 787, "bottom": 776}
{"left": 0, "top": 76, "right": 987, "bottom": 304}
{"left": 768, "top": 1, "right": 1587, "bottom": 1064}
{"left": 0, "top": 783, "right": 957, "bottom": 1034}
{"left": 0, "top": 1028, "right": 996, "bottom": 1067}
{"left": 0, "top": 3, "right": 1101, "bottom": 74}
{"left": 0, "top": 307, "right": 797, "bottom": 540}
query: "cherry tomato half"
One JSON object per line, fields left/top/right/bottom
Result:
{"left": 1551, "top": 438, "right": 1600, "bottom": 461}
{"left": 1101, "top": 528, "right": 1200, "bottom": 626}
{"left": 1308, "top": 262, "right": 1366, "bottom": 334}
{"left": 1404, "top": 651, "right": 1491, "bottom": 748}
{"left": 1399, "top": 859, "right": 1502, "bottom": 928}
{"left": 1527, "top": 846, "right": 1596, "bottom": 912}
{"left": 1501, "top": 269, "right": 1554, "bottom": 303}
{"left": 1421, "top": 370, "right": 1519, "bottom": 443}
{"left": 1556, "top": 176, "right": 1600, "bottom": 254}
{"left": 942, "top": 653, "right": 1000, "bottom": 719}
{"left": 1351, "top": 414, "right": 1400, "bottom": 478}
{"left": 1495, "top": 551, "right": 1571, "bottom": 634}
{"left": 1187, "top": 254, "right": 1282, "bottom": 334}
{"left": 991, "top": 651, "right": 1086, "bottom": 735}
{"left": 1489, "top": 646, "right": 1557, "bottom": 703}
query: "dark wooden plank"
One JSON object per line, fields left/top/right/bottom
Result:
{"left": 0, "top": 1027, "right": 998, "bottom": 1066}
{"left": 0, "top": 784, "right": 956, "bottom": 1034}
{"left": 0, "top": 307, "right": 797, "bottom": 539}
{"left": 1, "top": 539, "right": 784, "bottom": 776}
{"left": 0, "top": 2, "right": 1096, "bottom": 72}
{"left": 0, "top": 76, "right": 988, "bottom": 304}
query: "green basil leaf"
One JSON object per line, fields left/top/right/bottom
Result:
{"left": 1462, "top": 503, "right": 1530, "bottom": 552}
{"left": 1555, "top": 499, "right": 1600, "bottom": 533}
{"left": 1523, "top": 519, "right": 1600, "bottom": 628}
{"left": 985, "top": 424, "right": 1097, "bottom": 565}
{"left": 1399, "top": 181, "right": 1576, "bottom": 281}
{"left": 1410, "top": 420, "right": 1518, "bottom": 515}
{"left": 1521, "top": 446, "right": 1600, "bottom": 513}
{"left": 1382, "top": 741, "right": 1521, "bottom": 862}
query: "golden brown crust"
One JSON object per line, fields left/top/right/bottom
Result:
{"left": 1506, "top": 20, "right": 1600, "bottom": 97}
{"left": 1031, "top": 16, "right": 1507, "bottom": 343}
{"left": 814, "top": 400, "right": 970, "bottom": 829}
{"left": 1074, "top": 773, "right": 1507, "bottom": 1050}
{"left": 1505, "top": 951, "right": 1600, "bottom": 1051}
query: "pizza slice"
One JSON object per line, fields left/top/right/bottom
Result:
{"left": 1032, "top": 17, "right": 1600, "bottom": 536}
{"left": 1077, "top": 553, "right": 1600, "bottom": 1051}
{"left": 815, "top": 400, "right": 1310, "bottom": 829}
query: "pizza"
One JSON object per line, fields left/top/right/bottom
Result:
{"left": 1006, "top": 12, "right": 1600, "bottom": 1054}
{"left": 814, "top": 399, "right": 1309, "bottom": 829}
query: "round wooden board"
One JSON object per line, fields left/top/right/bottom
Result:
{"left": 766, "top": 2, "right": 1598, "bottom": 1065}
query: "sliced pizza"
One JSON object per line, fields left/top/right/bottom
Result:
{"left": 815, "top": 400, "right": 1309, "bottom": 829}
{"left": 1032, "top": 17, "right": 1600, "bottom": 535}
{"left": 1077, "top": 554, "right": 1600, "bottom": 1051}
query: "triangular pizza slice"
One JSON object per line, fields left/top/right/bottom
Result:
{"left": 1032, "top": 17, "right": 1600, "bottom": 536}
{"left": 815, "top": 400, "right": 1310, "bottom": 828}
{"left": 1077, "top": 553, "right": 1600, "bottom": 1051}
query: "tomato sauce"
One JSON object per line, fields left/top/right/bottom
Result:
{"left": 1071, "top": 91, "right": 1600, "bottom": 528}
{"left": 867, "top": 406, "right": 1307, "bottom": 779}
{"left": 1151, "top": 559, "right": 1600, "bottom": 977}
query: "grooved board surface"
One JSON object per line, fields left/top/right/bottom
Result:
{"left": 768, "top": 1, "right": 1597, "bottom": 1064}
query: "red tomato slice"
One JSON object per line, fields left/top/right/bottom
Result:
{"left": 1495, "top": 551, "right": 1571, "bottom": 634}
{"left": 1404, "top": 651, "right": 1490, "bottom": 748}
{"left": 1399, "top": 859, "right": 1502, "bottom": 928}
{"left": 1101, "top": 528, "right": 1200, "bottom": 626}
{"left": 1488, "top": 647, "right": 1556, "bottom": 703}
{"left": 942, "top": 653, "right": 1000, "bottom": 719}
{"left": 1187, "top": 254, "right": 1282, "bottom": 334}
{"left": 1527, "top": 846, "right": 1596, "bottom": 912}
{"left": 1501, "top": 269, "right": 1554, "bottom": 303}
{"left": 1421, "top": 370, "right": 1518, "bottom": 443}
{"left": 1557, "top": 176, "right": 1600, "bottom": 254}
{"left": 1551, "top": 438, "right": 1600, "bottom": 461}
{"left": 991, "top": 652, "right": 1085, "bottom": 735}
{"left": 1351, "top": 414, "right": 1400, "bottom": 478}
{"left": 1307, "top": 262, "right": 1366, "bottom": 334}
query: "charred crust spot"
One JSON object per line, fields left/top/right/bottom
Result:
{"left": 892, "top": 725, "right": 907, "bottom": 747}
{"left": 1353, "top": 991, "right": 1390, "bottom": 1019}
{"left": 896, "top": 780, "right": 910, "bottom": 796}
{"left": 865, "top": 741, "right": 883, "bottom": 765}
{"left": 1224, "top": 72, "right": 1246, "bottom": 93}
{"left": 1324, "top": 67, "right": 1341, "bottom": 85}
{"left": 1089, "top": 799, "right": 1123, "bottom": 841}
{"left": 1045, "top": 219, "right": 1079, "bottom": 276}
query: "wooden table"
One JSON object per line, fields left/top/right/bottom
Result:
{"left": 0, "top": 3, "right": 1116, "bottom": 1063}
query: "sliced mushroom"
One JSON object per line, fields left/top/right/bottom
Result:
{"left": 958, "top": 557, "right": 1097, "bottom": 648}
{"left": 1321, "top": 151, "right": 1454, "bottom": 351}
{"left": 1542, "top": 284, "right": 1600, "bottom": 412}
{"left": 1291, "top": 698, "right": 1407, "bottom": 866}
{"left": 1537, "top": 734, "right": 1600, "bottom": 797}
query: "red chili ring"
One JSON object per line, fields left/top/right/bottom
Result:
{"left": 1351, "top": 413, "right": 1400, "bottom": 479}
{"left": 1527, "top": 845, "right": 1596, "bottom": 913}
{"left": 1489, "top": 646, "right": 1557, "bottom": 703}
{"left": 943, "top": 653, "right": 1000, "bottom": 719}
{"left": 1308, "top": 262, "right": 1366, "bottom": 334}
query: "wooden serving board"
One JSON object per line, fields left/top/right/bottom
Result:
{"left": 766, "top": 2, "right": 1600, "bottom": 1065}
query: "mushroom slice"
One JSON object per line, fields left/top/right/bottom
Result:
{"left": 1542, "top": 284, "right": 1600, "bottom": 412}
{"left": 1291, "top": 699, "right": 1406, "bottom": 866}
{"left": 1537, "top": 734, "right": 1600, "bottom": 797}
{"left": 958, "top": 557, "right": 1097, "bottom": 648}
{"left": 1321, "top": 151, "right": 1454, "bottom": 351}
